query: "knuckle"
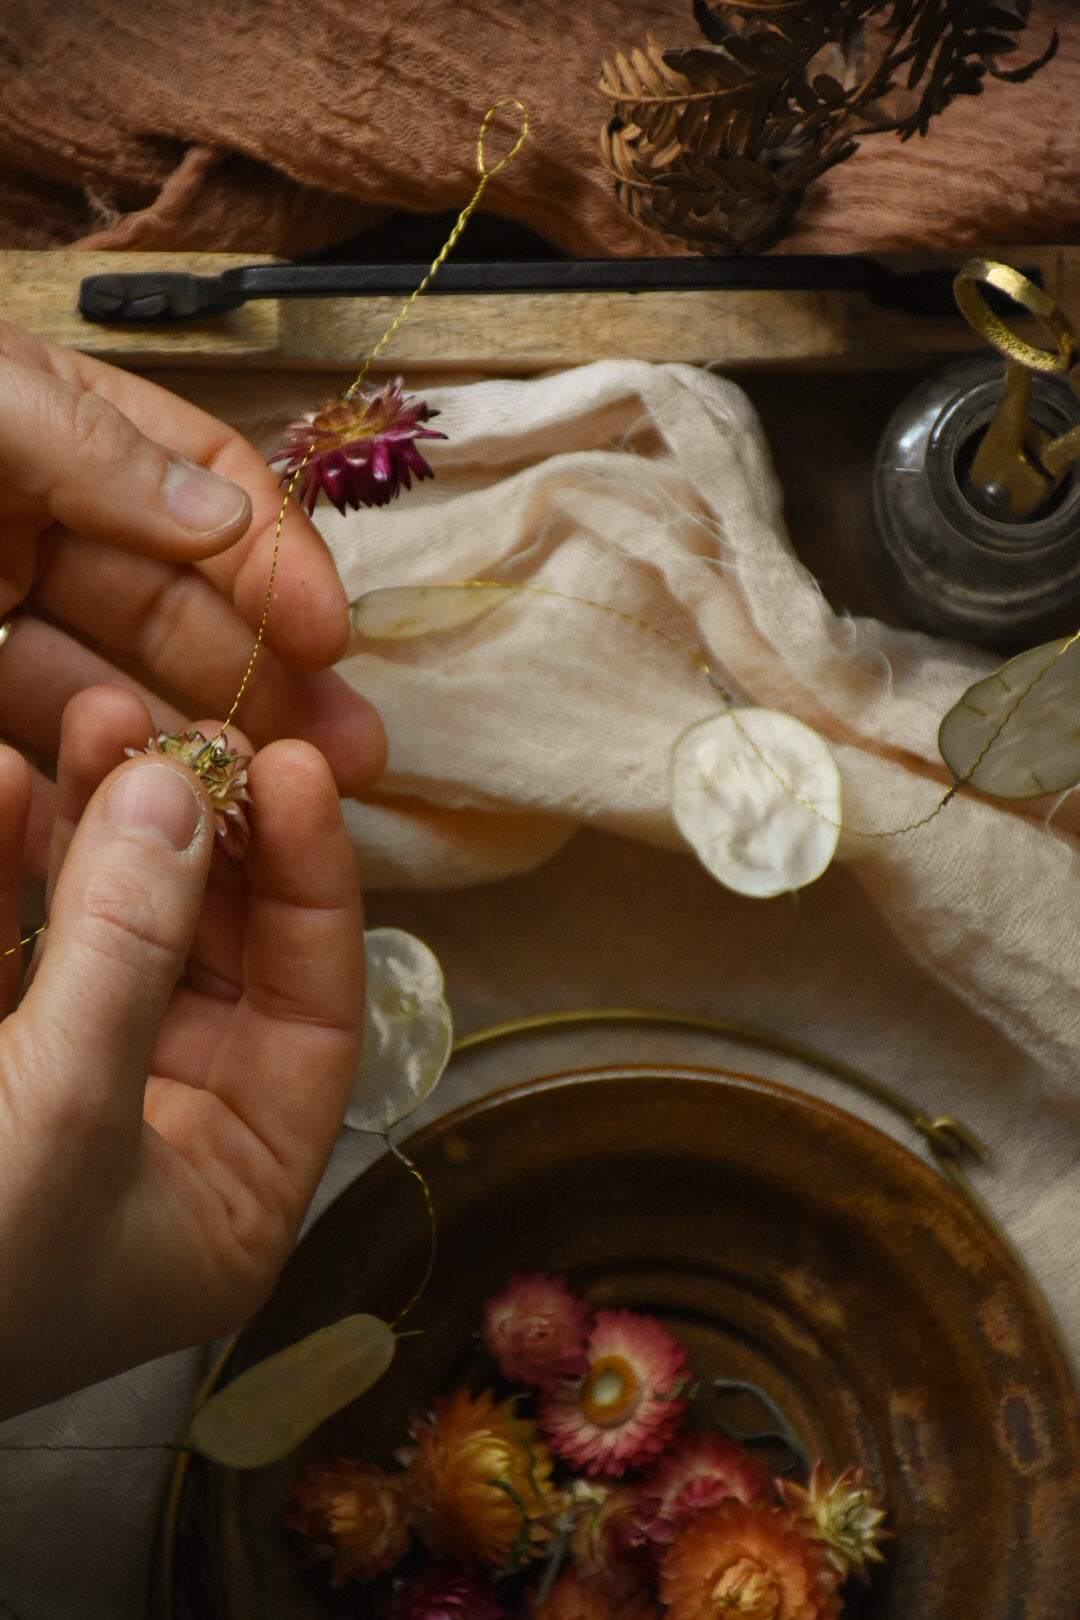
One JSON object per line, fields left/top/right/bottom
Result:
{"left": 77, "top": 869, "right": 183, "bottom": 974}
{"left": 65, "top": 386, "right": 140, "bottom": 473}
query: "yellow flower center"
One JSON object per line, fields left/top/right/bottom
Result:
{"left": 710, "top": 1557, "right": 781, "bottom": 1619}
{"left": 579, "top": 1354, "right": 642, "bottom": 1428}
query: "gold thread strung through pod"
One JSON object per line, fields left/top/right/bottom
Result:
{"left": 351, "top": 577, "right": 975, "bottom": 840}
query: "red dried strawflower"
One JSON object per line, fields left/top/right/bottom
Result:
{"left": 538, "top": 1310, "right": 689, "bottom": 1479}
{"left": 482, "top": 1272, "right": 593, "bottom": 1389}
{"left": 658, "top": 1499, "right": 841, "bottom": 1620}
{"left": 282, "top": 1457, "right": 413, "bottom": 1586}
{"left": 270, "top": 378, "right": 445, "bottom": 514}
{"left": 640, "top": 1431, "right": 773, "bottom": 1542}
{"left": 389, "top": 1560, "right": 507, "bottom": 1620}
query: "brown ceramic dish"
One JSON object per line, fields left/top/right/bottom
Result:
{"left": 159, "top": 1066, "right": 1080, "bottom": 1618}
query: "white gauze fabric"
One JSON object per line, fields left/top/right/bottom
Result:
{"left": 310, "top": 359, "right": 1080, "bottom": 1082}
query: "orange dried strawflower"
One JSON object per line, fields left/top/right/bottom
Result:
{"left": 402, "top": 1386, "right": 558, "bottom": 1572}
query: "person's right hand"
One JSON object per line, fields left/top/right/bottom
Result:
{"left": 0, "top": 319, "right": 386, "bottom": 879}
{"left": 0, "top": 685, "right": 366, "bottom": 1418}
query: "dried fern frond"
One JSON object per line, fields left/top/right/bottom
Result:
{"left": 600, "top": 0, "right": 1057, "bottom": 255}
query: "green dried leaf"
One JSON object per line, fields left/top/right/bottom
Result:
{"left": 670, "top": 707, "right": 841, "bottom": 897}
{"left": 937, "top": 636, "right": 1080, "bottom": 798}
{"left": 350, "top": 583, "right": 519, "bottom": 641}
{"left": 346, "top": 929, "right": 453, "bottom": 1134}
{"left": 188, "top": 1314, "right": 396, "bottom": 1468}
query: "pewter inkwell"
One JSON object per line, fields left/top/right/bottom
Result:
{"left": 870, "top": 259, "right": 1080, "bottom": 650}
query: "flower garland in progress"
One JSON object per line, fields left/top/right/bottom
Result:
{"left": 281, "top": 1274, "right": 886, "bottom": 1618}
{"left": 142, "top": 100, "right": 527, "bottom": 857}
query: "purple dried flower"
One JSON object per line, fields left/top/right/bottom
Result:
{"left": 270, "top": 378, "right": 445, "bottom": 515}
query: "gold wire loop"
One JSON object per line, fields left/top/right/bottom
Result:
{"left": 476, "top": 98, "right": 530, "bottom": 178}
{"left": 953, "top": 258, "right": 1075, "bottom": 374}
{"left": 346, "top": 99, "right": 530, "bottom": 398}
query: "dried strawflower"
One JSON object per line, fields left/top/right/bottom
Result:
{"left": 538, "top": 1310, "right": 688, "bottom": 1479}
{"left": 528, "top": 1566, "right": 661, "bottom": 1620}
{"left": 567, "top": 1478, "right": 654, "bottom": 1599}
{"left": 658, "top": 1499, "right": 841, "bottom": 1620}
{"left": 270, "top": 378, "right": 445, "bottom": 515}
{"left": 281, "top": 1457, "right": 413, "bottom": 1586}
{"left": 389, "top": 1560, "right": 507, "bottom": 1620}
{"left": 639, "top": 1431, "right": 772, "bottom": 1542}
{"left": 779, "top": 1462, "right": 887, "bottom": 1582}
{"left": 482, "top": 1272, "right": 593, "bottom": 1390}
{"left": 129, "top": 730, "right": 251, "bottom": 859}
{"left": 402, "top": 1386, "right": 557, "bottom": 1572}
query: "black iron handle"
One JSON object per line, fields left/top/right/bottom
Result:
{"left": 77, "top": 255, "right": 1006, "bottom": 325}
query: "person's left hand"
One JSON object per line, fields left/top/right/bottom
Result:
{"left": 0, "top": 319, "right": 386, "bottom": 878}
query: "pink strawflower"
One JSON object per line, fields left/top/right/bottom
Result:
{"left": 567, "top": 1479, "right": 655, "bottom": 1599}
{"left": 639, "top": 1431, "right": 772, "bottom": 1541}
{"left": 282, "top": 1457, "right": 413, "bottom": 1586}
{"left": 537, "top": 1310, "right": 689, "bottom": 1479}
{"left": 389, "top": 1560, "right": 507, "bottom": 1620}
{"left": 482, "top": 1272, "right": 593, "bottom": 1389}
{"left": 270, "top": 378, "right": 445, "bottom": 514}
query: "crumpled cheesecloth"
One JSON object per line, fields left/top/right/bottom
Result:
{"left": 0, "top": 0, "right": 1077, "bottom": 257}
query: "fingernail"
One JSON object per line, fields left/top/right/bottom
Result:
{"left": 106, "top": 762, "right": 202, "bottom": 851}
{"left": 162, "top": 453, "right": 249, "bottom": 533}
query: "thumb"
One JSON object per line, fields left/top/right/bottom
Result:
{"left": 20, "top": 754, "right": 213, "bottom": 1120}
{"left": 0, "top": 353, "right": 251, "bottom": 556}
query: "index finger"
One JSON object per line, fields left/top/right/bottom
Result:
{"left": 194, "top": 740, "right": 365, "bottom": 1190}
{"left": 1, "top": 321, "right": 351, "bottom": 672}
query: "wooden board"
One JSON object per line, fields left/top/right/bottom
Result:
{"left": 6, "top": 247, "right": 1080, "bottom": 374}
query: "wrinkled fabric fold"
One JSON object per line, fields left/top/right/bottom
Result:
{"left": 303, "top": 359, "right": 1080, "bottom": 1082}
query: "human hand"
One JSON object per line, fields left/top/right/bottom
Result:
{"left": 0, "top": 319, "right": 385, "bottom": 878}
{"left": 0, "top": 686, "right": 365, "bottom": 1417}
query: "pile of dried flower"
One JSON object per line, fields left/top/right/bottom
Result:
{"left": 282, "top": 1273, "right": 885, "bottom": 1617}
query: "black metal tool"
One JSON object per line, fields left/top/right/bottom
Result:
{"left": 77, "top": 255, "right": 992, "bottom": 325}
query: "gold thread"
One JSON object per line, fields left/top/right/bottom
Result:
{"left": 211, "top": 99, "right": 529, "bottom": 747}
{"left": 345, "top": 99, "right": 528, "bottom": 398}
{"left": 385, "top": 1133, "right": 437, "bottom": 1329}
{"left": 353, "top": 578, "right": 966, "bottom": 839}
{"left": 1, "top": 920, "right": 46, "bottom": 961}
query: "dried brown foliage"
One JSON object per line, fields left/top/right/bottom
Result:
{"left": 599, "top": 0, "right": 1057, "bottom": 254}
